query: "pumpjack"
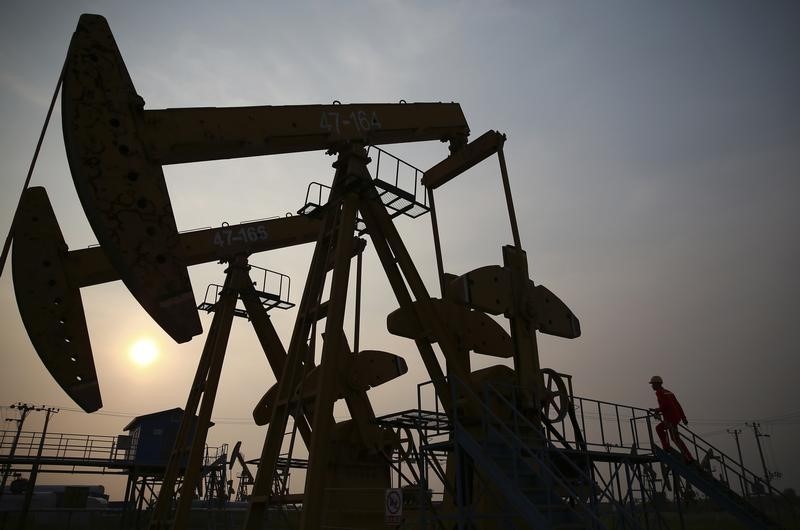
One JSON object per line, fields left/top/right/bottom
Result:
{"left": 9, "top": 13, "right": 796, "bottom": 530}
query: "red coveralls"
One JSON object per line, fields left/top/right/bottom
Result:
{"left": 654, "top": 387, "right": 693, "bottom": 462}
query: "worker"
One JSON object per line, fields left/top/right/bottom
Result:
{"left": 649, "top": 375, "right": 694, "bottom": 463}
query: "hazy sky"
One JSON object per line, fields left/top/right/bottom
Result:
{"left": 1, "top": 1, "right": 798, "bottom": 498}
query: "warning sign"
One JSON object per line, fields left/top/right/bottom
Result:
{"left": 384, "top": 488, "right": 403, "bottom": 525}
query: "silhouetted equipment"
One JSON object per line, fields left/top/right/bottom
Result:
{"left": 122, "top": 409, "right": 211, "bottom": 468}
{"left": 9, "top": 12, "right": 795, "bottom": 530}
{"left": 228, "top": 442, "right": 255, "bottom": 503}
{"left": 60, "top": 14, "right": 467, "bottom": 344}
{"left": 12, "top": 186, "right": 321, "bottom": 413}
{"left": 0, "top": 403, "right": 36, "bottom": 502}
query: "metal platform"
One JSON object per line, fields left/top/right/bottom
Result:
{"left": 198, "top": 265, "right": 294, "bottom": 317}
{"left": 298, "top": 145, "right": 430, "bottom": 224}
{"left": 376, "top": 409, "right": 450, "bottom": 432}
{"left": 0, "top": 429, "right": 230, "bottom": 484}
{"left": 0, "top": 429, "right": 131, "bottom": 476}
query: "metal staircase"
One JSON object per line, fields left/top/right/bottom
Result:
{"left": 379, "top": 376, "right": 799, "bottom": 529}
{"left": 449, "top": 377, "right": 646, "bottom": 530}
{"left": 648, "top": 420, "right": 797, "bottom": 530}
{"left": 655, "top": 447, "right": 780, "bottom": 529}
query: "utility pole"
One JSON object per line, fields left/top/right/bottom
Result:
{"left": 19, "top": 406, "right": 58, "bottom": 530}
{"left": 0, "top": 403, "right": 35, "bottom": 501}
{"left": 748, "top": 422, "right": 772, "bottom": 490}
{"left": 727, "top": 428, "right": 746, "bottom": 497}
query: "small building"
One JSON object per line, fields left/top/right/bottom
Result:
{"left": 122, "top": 408, "right": 212, "bottom": 468}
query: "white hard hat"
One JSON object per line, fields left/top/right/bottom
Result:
{"left": 649, "top": 375, "right": 663, "bottom": 384}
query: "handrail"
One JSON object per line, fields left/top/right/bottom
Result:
{"left": 302, "top": 181, "right": 331, "bottom": 210}
{"left": 366, "top": 145, "right": 428, "bottom": 208}
{"left": 483, "top": 381, "right": 646, "bottom": 529}
{"left": 630, "top": 413, "right": 797, "bottom": 526}
{"left": 249, "top": 264, "right": 292, "bottom": 304}
{"left": 1, "top": 429, "right": 230, "bottom": 473}
{"left": 571, "top": 395, "right": 652, "bottom": 453}
{"left": 417, "top": 378, "right": 656, "bottom": 454}
{"left": 448, "top": 375, "right": 644, "bottom": 530}
{"left": 673, "top": 420, "right": 797, "bottom": 522}
{"left": 1, "top": 430, "right": 124, "bottom": 462}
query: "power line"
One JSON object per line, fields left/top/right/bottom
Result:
{"left": 53, "top": 406, "right": 353, "bottom": 425}
{"left": 756, "top": 409, "right": 800, "bottom": 422}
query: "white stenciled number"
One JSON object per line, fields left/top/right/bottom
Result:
{"left": 348, "top": 110, "right": 373, "bottom": 132}
{"left": 320, "top": 111, "right": 340, "bottom": 134}
{"left": 357, "top": 110, "right": 370, "bottom": 130}
{"left": 212, "top": 229, "right": 233, "bottom": 245}
{"left": 213, "top": 225, "right": 269, "bottom": 247}
{"left": 323, "top": 110, "right": 381, "bottom": 134}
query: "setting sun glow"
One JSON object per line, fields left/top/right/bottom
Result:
{"left": 129, "top": 339, "right": 159, "bottom": 367}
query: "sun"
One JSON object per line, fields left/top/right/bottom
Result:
{"left": 129, "top": 338, "right": 159, "bottom": 367}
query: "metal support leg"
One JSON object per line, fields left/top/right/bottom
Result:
{"left": 149, "top": 256, "right": 245, "bottom": 530}
{"left": 299, "top": 192, "right": 360, "bottom": 530}
{"left": 426, "top": 188, "right": 446, "bottom": 296}
{"left": 244, "top": 156, "right": 350, "bottom": 530}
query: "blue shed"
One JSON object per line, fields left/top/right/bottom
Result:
{"left": 123, "top": 408, "right": 212, "bottom": 468}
